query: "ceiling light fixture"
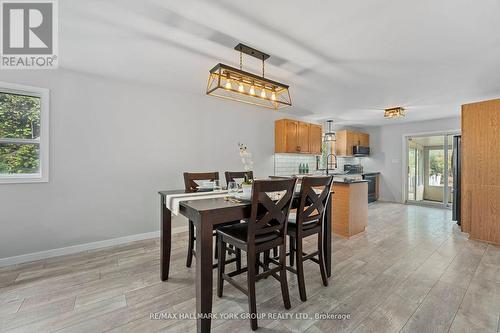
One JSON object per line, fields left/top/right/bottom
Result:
{"left": 324, "top": 120, "right": 336, "bottom": 142}
{"left": 206, "top": 43, "right": 292, "bottom": 110}
{"left": 384, "top": 107, "right": 406, "bottom": 119}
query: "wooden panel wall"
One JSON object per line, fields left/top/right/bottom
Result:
{"left": 461, "top": 98, "right": 500, "bottom": 244}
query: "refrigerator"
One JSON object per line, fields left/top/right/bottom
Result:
{"left": 452, "top": 135, "right": 461, "bottom": 225}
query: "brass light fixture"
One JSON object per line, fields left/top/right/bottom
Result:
{"left": 384, "top": 107, "right": 406, "bottom": 119}
{"left": 206, "top": 43, "right": 291, "bottom": 110}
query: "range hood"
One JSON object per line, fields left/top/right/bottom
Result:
{"left": 353, "top": 146, "right": 370, "bottom": 156}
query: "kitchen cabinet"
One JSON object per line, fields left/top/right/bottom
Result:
{"left": 335, "top": 130, "right": 370, "bottom": 156}
{"left": 357, "top": 133, "right": 369, "bottom": 147}
{"left": 284, "top": 119, "right": 299, "bottom": 153}
{"left": 331, "top": 182, "right": 368, "bottom": 238}
{"left": 275, "top": 119, "right": 322, "bottom": 154}
{"left": 309, "top": 124, "right": 322, "bottom": 154}
{"left": 297, "top": 122, "right": 310, "bottom": 153}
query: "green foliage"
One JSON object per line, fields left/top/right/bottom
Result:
{"left": 0, "top": 92, "right": 41, "bottom": 174}
{"left": 242, "top": 173, "right": 253, "bottom": 185}
{"left": 429, "top": 150, "right": 444, "bottom": 176}
{"left": 0, "top": 144, "right": 39, "bottom": 174}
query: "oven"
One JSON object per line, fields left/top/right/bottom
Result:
{"left": 364, "top": 174, "right": 377, "bottom": 203}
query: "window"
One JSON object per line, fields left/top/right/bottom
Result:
{"left": 0, "top": 82, "right": 49, "bottom": 183}
{"left": 428, "top": 148, "right": 444, "bottom": 186}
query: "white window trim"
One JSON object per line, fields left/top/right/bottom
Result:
{"left": 0, "top": 82, "right": 49, "bottom": 184}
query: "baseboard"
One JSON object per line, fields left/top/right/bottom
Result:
{"left": 0, "top": 226, "right": 188, "bottom": 268}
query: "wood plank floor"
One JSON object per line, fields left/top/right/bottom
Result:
{"left": 1, "top": 202, "right": 499, "bottom": 332}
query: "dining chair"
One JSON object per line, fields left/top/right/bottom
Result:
{"left": 287, "top": 175, "right": 333, "bottom": 301}
{"left": 224, "top": 170, "right": 254, "bottom": 185}
{"left": 217, "top": 178, "right": 297, "bottom": 330}
{"left": 225, "top": 171, "right": 279, "bottom": 262}
{"left": 183, "top": 172, "right": 241, "bottom": 269}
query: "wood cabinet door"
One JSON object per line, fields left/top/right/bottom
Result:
{"left": 335, "top": 130, "right": 348, "bottom": 156}
{"left": 346, "top": 131, "right": 357, "bottom": 156}
{"left": 284, "top": 120, "right": 299, "bottom": 153}
{"left": 359, "top": 133, "right": 370, "bottom": 147}
{"left": 297, "top": 122, "right": 310, "bottom": 153}
{"left": 309, "top": 124, "right": 322, "bottom": 154}
{"left": 349, "top": 132, "right": 360, "bottom": 147}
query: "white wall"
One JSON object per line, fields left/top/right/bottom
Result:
{"left": 0, "top": 69, "right": 301, "bottom": 261}
{"left": 361, "top": 117, "right": 461, "bottom": 203}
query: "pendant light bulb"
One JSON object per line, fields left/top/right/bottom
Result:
{"left": 271, "top": 91, "right": 276, "bottom": 101}
{"left": 260, "top": 87, "right": 267, "bottom": 98}
{"left": 225, "top": 79, "right": 232, "bottom": 90}
{"left": 238, "top": 81, "right": 244, "bottom": 92}
{"left": 249, "top": 85, "right": 255, "bottom": 95}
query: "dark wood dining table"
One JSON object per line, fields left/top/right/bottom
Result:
{"left": 158, "top": 189, "right": 332, "bottom": 333}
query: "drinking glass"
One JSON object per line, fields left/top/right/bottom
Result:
{"left": 227, "top": 181, "right": 238, "bottom": 196}
{"left": 213, "top": 180, "right": 222, "bottom": 192}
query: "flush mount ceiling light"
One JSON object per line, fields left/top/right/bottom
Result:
{"left": 323, "top": 120, "right": 336, "bottom": 142}
{"left": 384, "top": 107, "right": 406, "bottom": 119}
{"left": 206, "top": 43, "right": 292, "bottom": 110}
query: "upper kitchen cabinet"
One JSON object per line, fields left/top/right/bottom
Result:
{"left": 297, "top": 122, "right": 310, "bottom": 153}
{"left": 275, "top": 119, "right": 322, "bottom": 154}
{"left": 309, "top": 124, "right": 323, "bottom": 154}
{"left": 335, "top": 130, "right": 370, "bottom": 156}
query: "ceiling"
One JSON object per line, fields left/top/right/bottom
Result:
{"left": 61, "top": 0, "right": 500, "bottom": 126}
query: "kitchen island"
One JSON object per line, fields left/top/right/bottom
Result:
{"left": 331, "top": 180, "right": 368, "bottom": 238}
{"left": 270, "top": 174, "right": 369, "bottom": 238}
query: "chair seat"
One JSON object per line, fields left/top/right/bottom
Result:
{"left": 287, "top": 213, "right": 319, "bottom": 231}
{"left": 218, "top": 223, "right": 279, "bottom": 243}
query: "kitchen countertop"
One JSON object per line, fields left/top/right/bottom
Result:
{"left": 332, "top": 179, "right": 368, "bottom": 184}
{"left": 271, "top": 174, "right": 369, "bottom": 184}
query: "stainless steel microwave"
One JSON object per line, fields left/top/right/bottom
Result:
{"left": 353, "top": 145, "right": 370, "bottom": 156}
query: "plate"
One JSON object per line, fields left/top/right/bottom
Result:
{"left": 233, "top": 192, "right": 251, "bottom": 200}
{"left": 196, "top": 186, "right": 213, "bottom": 192}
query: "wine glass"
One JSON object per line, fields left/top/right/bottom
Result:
{"left": 227, "top": 181, "right": 238, "bottom": 196}
{"left": 213, "top": 180, "right": 222, "bottom": 192}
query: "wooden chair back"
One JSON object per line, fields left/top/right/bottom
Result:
{"left": 296, "top": 176, "right": 333, "bottom": 230}
{"left": 247, "top": 178, "right": 297, "bottom": 243}
{"left": 224, "top": 171, "right": 254, "bottom": 185}
{"left": 183, "top": 172, "right": 219, "bottom": 193}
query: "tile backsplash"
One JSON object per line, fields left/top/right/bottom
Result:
{"left": 274, "top": 154, "right": 317, "bottom": 176}
{"left": 335, "top": 157, "right": 363, "bottom": 171}
{"left": 274, "top": 154, "right": 363, "bottom": 176}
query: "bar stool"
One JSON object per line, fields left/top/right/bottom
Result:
{"left": 217, "top": 178, "right": 297, "bottom": 330}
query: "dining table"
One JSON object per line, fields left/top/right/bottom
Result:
{"left": 158, "top": 188, "right": 332, "bottom": 333}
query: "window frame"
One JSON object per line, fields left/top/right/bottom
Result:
{"left": 0, "top": 82, "right": 49, "bottom": 184}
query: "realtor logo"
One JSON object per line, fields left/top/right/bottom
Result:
{"left": 1, "top": 0, "right": 58, "bottom": 69}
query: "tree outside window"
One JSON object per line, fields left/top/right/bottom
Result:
{"left": 428, "top": 147, "right": 454, "bottom": 187}
{"left": 0, "top": 83, "right": 49, "bottom": 184}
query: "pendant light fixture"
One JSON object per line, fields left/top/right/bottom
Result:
{"left": 323, "top": 120, "right": 336, "bottom": 142}
{"left": 384, "top": 107, "right": 406, "bottom": 118}
{"left": 206, "top": 43, "right": 292, "bottom": 110}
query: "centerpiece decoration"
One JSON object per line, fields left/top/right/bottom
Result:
{"left": 239, "top": 143, "right": 253, "bottom": 197}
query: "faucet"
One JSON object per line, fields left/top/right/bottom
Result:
{"left": 316, "top": 154, "right": 337, "bottom": 175}
{"left": 325, "top": 153, "right": 337, "bottom": 175}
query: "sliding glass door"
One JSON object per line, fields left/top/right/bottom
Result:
{"left": 405, "top": 132, "right": 457, "bottom": 208}
{"left": 407, "top": 144, "right": 424, "bottom": 201}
